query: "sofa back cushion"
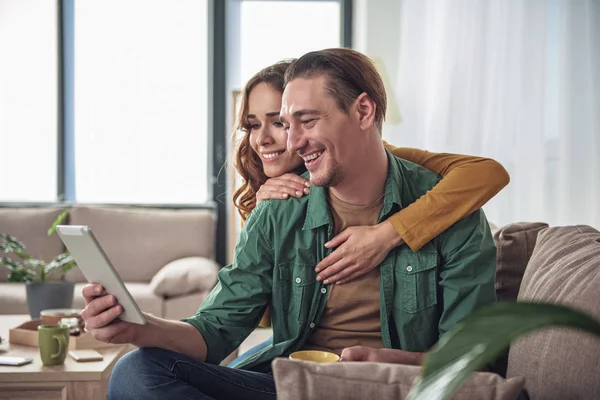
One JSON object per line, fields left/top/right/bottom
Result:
{"left": 66, "top": 206, "right": 216, "bottom": 282}
{"left": 0, "top": 207, "right": 68, "bottom": 282}
{"left": 493, "top": 222, "right": 549, "bottom": 302}
{"left": 507, "top": 225, "right": 600, "bottom": 400}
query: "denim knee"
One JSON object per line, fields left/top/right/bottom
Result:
{"left": 108, "top": 348, "right": 174, "bottom": 400}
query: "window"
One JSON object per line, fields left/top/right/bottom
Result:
{"left": 74, "top": 0, "right": 209, "bottom": 204}
{"left": 0, "top": 0, "right": 58, "bottom": 202}
{"left": 239, "top": 1, "right": 341, "bottom": 83}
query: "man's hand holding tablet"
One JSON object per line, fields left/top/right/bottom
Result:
{"left": 81, "top": 283, "right": 147, "bottom": 345}
{"left": 56, "top": 225, "right": 207, "bottom": 359}
{"left": 81, "top": 284, "right": 206, "bottom": 357}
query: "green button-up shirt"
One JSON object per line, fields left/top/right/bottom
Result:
{"left": 184, "top": 150, "right": 497, "bottom": 372}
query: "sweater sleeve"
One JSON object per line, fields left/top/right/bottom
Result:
{"left": 382, "top": 141, "right": 510, "bottom": 251}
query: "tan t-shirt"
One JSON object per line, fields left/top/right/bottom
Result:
{"left": 302, "top": 191, "right": 385, "bottom": 355}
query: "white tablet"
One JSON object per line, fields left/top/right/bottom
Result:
{"left": 56, "top": 225, "right": 147, "bottom": 325}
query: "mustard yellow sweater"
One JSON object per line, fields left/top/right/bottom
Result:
{"left": 381, "top": 141, "right": 509, "bottom": 250}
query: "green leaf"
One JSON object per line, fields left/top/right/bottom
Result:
{"left": 0, "top": 233, "right": 26, "bottom": 254}
{"left": 49, "top": 252, "right": 71, "bottom": 265}
{"left": 23, "top": 258, "right": 46, "bottom": 282}
{"left": 407, "top": 302, "right": 600, "bottom": 400}
{"left": 0, "top": 234, "right": 31, "bottom": 260}
{"left": 44, "top": 261, "right": 60, "bottom": 276}
{"left": 24, "top": 258, "right": 46, "bottom": 270}
{"left": 60, "top": 260, "right": 77, "bottom": 277}
{"left": 7, "top": 266, "right": 35, "bottom": 282}
{"left": 47, "top": 209, "right": 70, "bottom": 236}
{"left": 47, "top": 252, "right": 76, "bottom": 277}
{"left": 0, "top": 257, "right": 22, "bottom": 270}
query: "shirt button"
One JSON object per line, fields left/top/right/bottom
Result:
{"left": 309, "top": 323, "right": 315, "bottom": 329}
{"left": 295, "top": 277, "right": 302, "bottom": 284}
{"left": 321, "top": 288, "right": 327, "bottom": 294}
{"left": 406, "top": 265, "right": 413, "bottom": 272}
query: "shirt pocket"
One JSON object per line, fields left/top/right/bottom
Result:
{"left": 277, "top": 262, "right": 317, "bottom": 323}
{"left": 396, "top": 252, "right": 438, "bottom": 314}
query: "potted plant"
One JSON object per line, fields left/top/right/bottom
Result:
{"left": 0, "top": 210, "right": 78, "bottom": 319}
{"left": 407, "top": 302, "right": 600, "bottom": 400}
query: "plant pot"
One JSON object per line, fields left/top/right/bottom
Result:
{"left": 25, "top": 281, "right": 75, "bottom": 319}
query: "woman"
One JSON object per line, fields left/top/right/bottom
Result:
{"left": 233, "top": 60, "right": 508, "bottom": 284}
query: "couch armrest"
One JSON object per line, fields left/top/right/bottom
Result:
{"left": 149, "top": 257, "right": 219, "bottom": 298}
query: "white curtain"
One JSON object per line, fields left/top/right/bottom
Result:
{"left": 391, "top": 0, "right": 600, "bottom": 229}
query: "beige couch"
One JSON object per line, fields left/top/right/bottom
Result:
{"left": 0, "top": 206, "right": 220, "bottom": 320}
{"left": 271, "top": 222, "right": 600, "bottom": 400}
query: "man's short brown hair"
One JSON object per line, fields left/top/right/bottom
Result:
{"left": 284, "top": 48, "right": 387, "bottom": 132}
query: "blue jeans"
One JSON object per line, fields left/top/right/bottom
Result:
{"left": 108, "top": 347, "right": 275, "bottom": 400}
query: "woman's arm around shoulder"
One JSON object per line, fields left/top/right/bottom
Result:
{"left": 384, "top": 140, "right": 509, "bottom": 250}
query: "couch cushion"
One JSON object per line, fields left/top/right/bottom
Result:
{"left": 73, "top": 282, "right": 163, "bottom": 317}
{"left": 493, "top": 222, "right": 548, "bottom": 302}
{"left": 507, "top": 225, "right": 600, "bottom": 400}
{"left": 0, "top": 282, "right": 164, "bottom": 318}
{"left": 0, "top": 207, "right": 68, "bottom": 282}
{"left": 163, "top": 291, "right": 209, "bottom": 320}
{"left": 149, "top": 257, "right": 219, "bottom": 298}
{"left": 66, "top": 206, "right": 216, "bottom": 282}
{"left": 0, "top": 283, "right": 29, "bottom": 314}
{"left": 273, "top": 358, "right": 525, "bottom": 400}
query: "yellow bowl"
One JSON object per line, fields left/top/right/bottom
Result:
{"left": 289, "top": 350, "right": 340, "bottom": 363}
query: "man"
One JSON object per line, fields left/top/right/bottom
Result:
{"left": 82, "top": 48, "right": 496, "bottom": 400}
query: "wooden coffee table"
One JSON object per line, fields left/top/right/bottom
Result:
{"left": 0, "top": 315, "right": 133, "bottom": 400}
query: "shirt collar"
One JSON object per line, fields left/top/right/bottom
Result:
{"left": 380, "top": 148, "right": 404, "bottom": 218}
{"left": 301, "top": 149, "right": 404, "bottom": 231}
{"left": 302, "top": 178, "right": 331, "bottom": 231}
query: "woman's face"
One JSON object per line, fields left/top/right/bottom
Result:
{"left": 248, "top": 83, "right": 304, "bottom": 178}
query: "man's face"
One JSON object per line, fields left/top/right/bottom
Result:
{"left": 281, "top": 76, "right": 359, "bottom": 187}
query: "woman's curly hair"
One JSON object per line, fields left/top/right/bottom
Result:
{"left": 232, "top": 60, "right": 295, "bottom": 221}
